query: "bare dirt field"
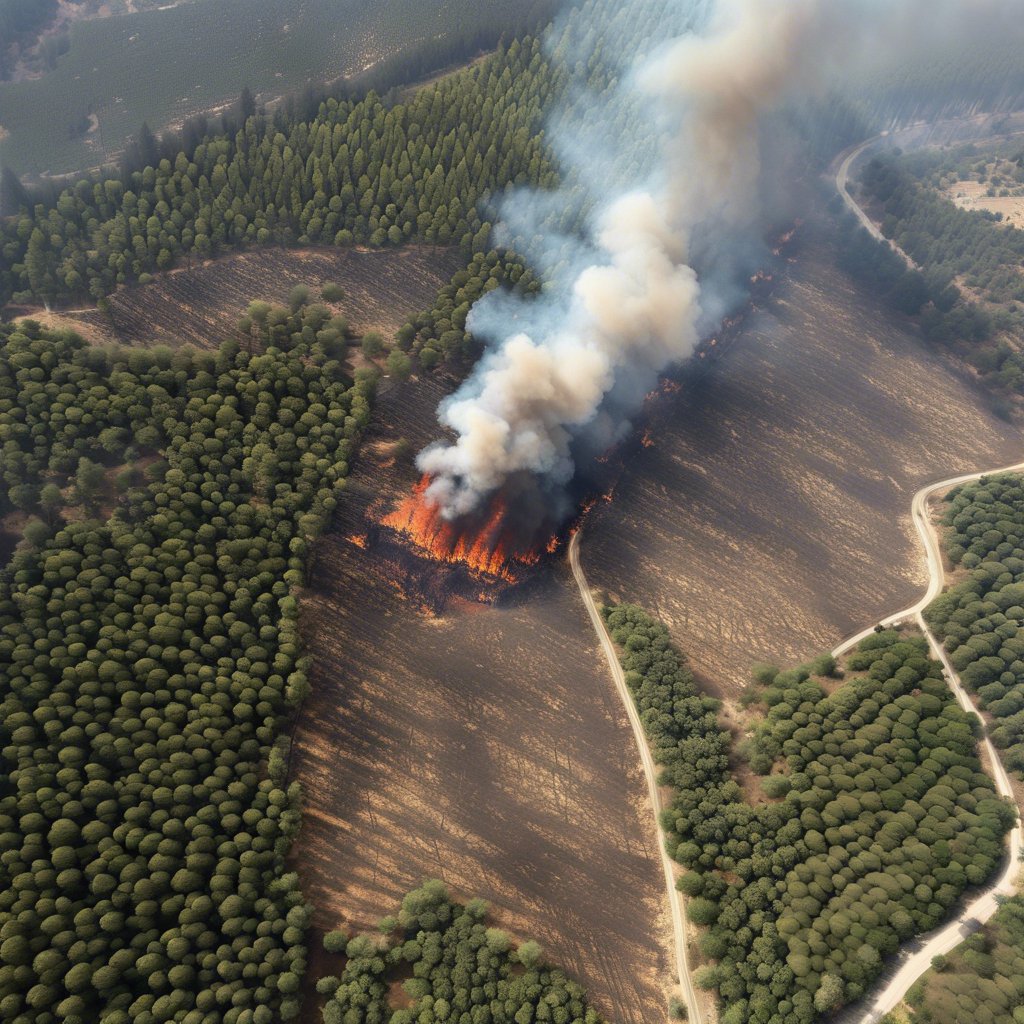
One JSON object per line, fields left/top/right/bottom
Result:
{"left": 946, "top": 178, "right": 1024, "bottom": 227}
{"left": 582, "top": 226, "right": 1021, "bottom": 696}
{"left": 17, "top": 244, "right": 460, "bottom": 349}
{"left": 288, "top": 213, "right": 1022, "bottom": 1024}
{"left": 290, "top": 371, "right": 670, "bottom": 1024}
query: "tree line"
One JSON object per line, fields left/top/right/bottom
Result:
{"left": 0, "top": 38, "right": 557, "bottom": 311}
{"left": 927, "top": 473, "right": 1024, "bottom": 779}
{"left": 603, "top": 605, "right": 1014, "bottom": 1024}
{"left": 316, "top": 880, "right": 602, "bottom": 1024}
{"left": 0, "top": 306, "right": 374, "bottom": 1023}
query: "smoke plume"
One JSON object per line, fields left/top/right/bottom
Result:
{"left": 415, "top": 0, "right": 1020, "bottom": 520}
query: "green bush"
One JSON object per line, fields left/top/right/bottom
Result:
{"left": 319, "top": 883, "right": 602, "bottom": 1024}
{"left": 605, "top": 606, "right": 1010, "bottom": 1024}
{"left": 0, "top": 310, "right": 372, "bottom": 1021}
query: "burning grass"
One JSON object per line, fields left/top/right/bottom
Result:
{"left": 381, "top": 475, "right": 544, "bottom": 583}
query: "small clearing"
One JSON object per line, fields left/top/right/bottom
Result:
{"left": 15, "top": 244, "right": 461, "bottom": 350}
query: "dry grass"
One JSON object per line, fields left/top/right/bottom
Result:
{"left": 15, "top": 244, "right": 461, "bottom": 350}
{"left": 582, "top": 224, "right": 1021, "bottom": 696}
{"left": 946, "top": 178, "right": 1024, "bottom": 228}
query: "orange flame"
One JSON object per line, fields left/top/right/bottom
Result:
{"left": 346, "top": 533, "right": 369, "bottom": 549}
{"left": 381, "top": 476, "right": 544, "bottom": 582}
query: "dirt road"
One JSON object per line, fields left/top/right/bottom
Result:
{"left": 574, "top": 458, "right": 1024, "bottom": 1024}
{"left": 834, "top": 134, "right": 915, "bottom": 267}
{"left": 569, "top": 532, "right": 704, "bottom": 1024}
{"left": 832, "top": 460, "right": 1024, "bottom": 1022}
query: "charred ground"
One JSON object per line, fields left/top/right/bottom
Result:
{"left": 582, "top": 221, "right": 1021, "bottom": 695}
{"left": 288, "top": 208, "right": 1021, "bottom": 1024}
{"left": 290, "top": 369, "right": 670, "bottom": 1024}
{"left": 12, "top": 244, "right": 461, "bottom": 348}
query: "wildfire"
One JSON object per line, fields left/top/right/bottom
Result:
{"left": 645, "top": 377, "right": 682, "bottom": 403}
{"left": 346, "top": 533, "right": 369, "bottom": 549}
{"left": 641, "top": 429, "right": 654, "bottom": 448}
{"left": 381, "top": 476, "right": 543, "bottom": 582}
{"left": 750, "top": 269, "right": 774, "bottom": 284}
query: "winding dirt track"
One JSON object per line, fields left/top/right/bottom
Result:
{"left": 568, "top": 532, "right": 704, "bottom": 1024}
{"left": 834, "top": 133, "right": 914, "bottom": 266}
{"left": 832, "top": 462, "right": 1024, "bottom": 1023}
{"left": 573, "top": 461, "right": 1024, "bottom": 1024}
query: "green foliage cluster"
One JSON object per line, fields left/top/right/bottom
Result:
{"left": 0, "top": 309, "right": 372, "bottom": 1023}
{"left": 398, "top": 250, "right": 539, "bottom": 365}
{"left": 906, "top": 142, "right": 1024, "bottom": 200}
{"left": 0, "top": 38, "right": 557, "bottom": 307}
{"left": 838, "top": 157, "right": 1024, "bottom": 406}
{"left": 861, "top": 156, "right": 1024, "bottom": 312}
{"left": 927, "top": 472, "right": 1024, "bottom": 777}
{"left": 603, "top": 606, "right": 1013, "bottom": 1024}
{"left": 0, "top": 321, "right": 182, "bottom": 521}
{"left": 908, "top": 894, "right": 1024, "bottom": 1023}
{"left": 318, "top": 880, "right": 602, "bottom": 1024}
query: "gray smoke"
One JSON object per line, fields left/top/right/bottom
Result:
{"left": 416, "top": 0, "right": 1020, "bottom": 520}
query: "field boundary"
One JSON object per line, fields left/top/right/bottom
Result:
{"left": 568, "top": 532, "right": 705, "bottom": 1024}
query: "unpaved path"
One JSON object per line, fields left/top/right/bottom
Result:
{"left": 834, "top": 134, "right": 915, "bottom": 267}
{"left": 573, "top": 457, "right": 1024, "bottom": 1024}
{"left": 832, "top": 460, "right": 1024, "bottom": 1022}
{"left": 568, "top": 532, "right": 704, "bottom": 1024}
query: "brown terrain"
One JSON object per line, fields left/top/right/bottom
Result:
{"left": 286, "top": 214, "right": 1023, "bottom": 1024}
{"left": 291, "top": 370, "right": 671, "bottom": 1024}
{"left": 16, "top": 244, "right": 461, "bottom": 348}
{"left": 581, "top": 224, "right": 1021, "bottom": 697}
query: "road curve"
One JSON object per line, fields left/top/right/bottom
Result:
{"left": 832, "top": 460, "right": 1024, "bottom": 1023}
{"left": 834, "top": 134, "right": 915, "bottom": 267}
{"left": 572, "top": 459, "right": 1024, "bottom": 1024}
{"left": 568, "top": 532, "right": 704, "bottom": 1024}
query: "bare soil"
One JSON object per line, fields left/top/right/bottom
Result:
{"left": 290, "top": 372, "right": 671, "bottom": 1024}
{"left": 581, "top": 225, "right": 1021, "bottom": 696}
{"left": 945, "top": 178, "right": 1024, "bottom": 228}
{"left": 15, "top": 245, "right": 461, "bottom": 349}
{"left": 287, "top": 211, "right": 1020, "bottom": 1024}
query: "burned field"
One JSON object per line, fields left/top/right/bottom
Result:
{"left": 289, "top": 215, "right": 1020, "bottom": 1022}
{"left": 290, "top": 372, "right": 670, "bottom": 1024}
{"left": 582, "top": 228, "right": 1022, "bottom": 695}
{"left": 18, "top": 244, "right": 461, "bottom": 348}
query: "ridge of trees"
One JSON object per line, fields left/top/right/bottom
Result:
{"left": 602, "top": 605, "right": 1014, "bottom": 1024}
{"left": 0, "top": 39, "right": 558, "bottom": 310}
{"left": 316, "top": 880, "right": 603, "bottom": 1024}
{"left": 861, "top": 155, "right": 1024, "bottom": 315}
{"left": 0, "top": 307, "right": 373, "bottom": 1023}
{"left": 927, "top": 472, "right": 1024, "bottom": 779}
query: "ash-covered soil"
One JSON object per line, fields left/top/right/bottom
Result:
{"left": 582, "top": 229, "right": 1021, "bottom": 695}
{"left": 16, "top": 244, "right": 460, "bottom": 348}
{"left": 290, "top": 372, "right": 670, "bottom": 1024}
{"left": 289, "top": 218, "right": 1021, "bottom": 1024}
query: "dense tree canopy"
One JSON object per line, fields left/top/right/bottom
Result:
{"left": 0, "top": 39, "right": 556, "bottom": 310}
{"left": 604, "top": 606, "right": 1013, "bottom": 1024}
{"left": 0, "top": 310, "right": 372, "bottom": 1023}
{"left": 906, "top": 894, "right": 1024, "bottom": 1023}
{"left": 927, "top": 472, "right": 1024, "bottom": 777}
{"left": 317, "top": 881, "right": 602, "bottom": 1024}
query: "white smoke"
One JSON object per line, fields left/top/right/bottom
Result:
{"left": 415, "top": 0, "right": 1021, "bottom": 519}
